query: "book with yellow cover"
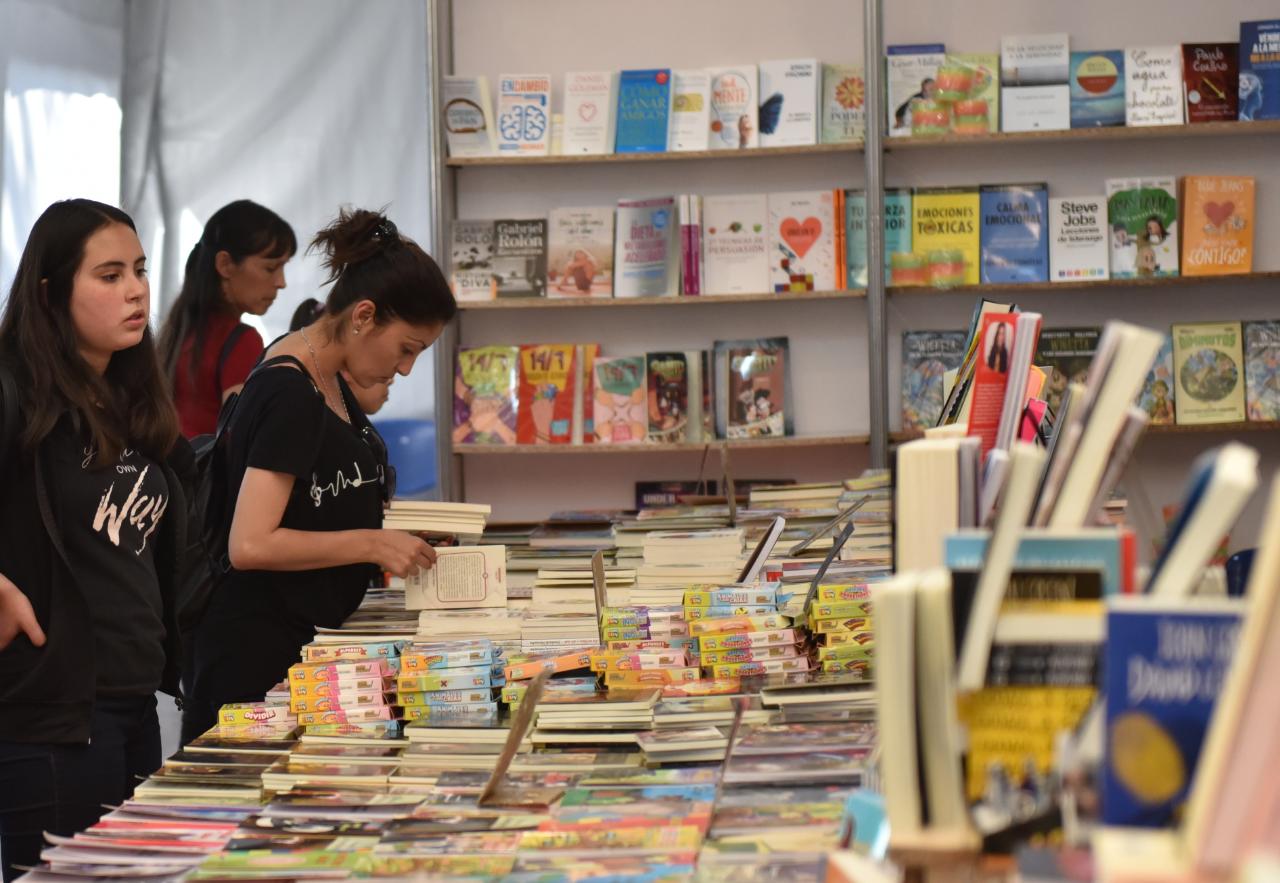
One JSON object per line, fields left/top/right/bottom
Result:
{"left": 1172, "top": 321, "right": 1246, "bottom": 425}
{"left": 912, "top": 187, "right": 981, "bottom": 285}
{"left": 1180, "top": 175, "right": 1255, "bottom": 276}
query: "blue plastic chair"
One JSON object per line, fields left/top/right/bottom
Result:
{"left": 371, "top": 418, "right": 437, "bottom": 499}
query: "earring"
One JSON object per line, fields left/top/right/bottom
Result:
{"left": 353, "top": 326, "right": 360, "bottom": 335}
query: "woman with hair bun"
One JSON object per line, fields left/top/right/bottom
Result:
{"left": 289, "top": 298, "right": 391, "bottom": 415}
{"left": 181, "top": 208, "right": 457, "bottom": 743}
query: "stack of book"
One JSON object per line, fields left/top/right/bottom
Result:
{"left": 415, "top": 607, "right": 524, "bottom": 657}
{"left": 634, "top": 528, "right": 745, "bottom": 605}
{"left": 534, "top": 688, "right": 662, "bottom": 734}
{"left": 806, "top": 584, "right": 876, "bottom": 676}
{"left": 285, "top": 656, "right": 399, "bottom": 734}
{"left": 692, "top": 610, "right": 806, "bottom": 680}
{"left": 383, "top": 499, "right": 492, "bottom": 541}
{"left": 394, "top": 639, "right": 504, "bottom": 724}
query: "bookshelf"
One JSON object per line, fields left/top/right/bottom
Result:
{"left": 891, "top": 423, "right": 1280, "bottom": 444}
{"left": 458, "top": 290, "right": 865, "bottom": 311}
{"left": 455, "top": 433, "right": 872, "bottom": 456}
{"left": 448, "top": 142, "right": 860, "bottom": 167}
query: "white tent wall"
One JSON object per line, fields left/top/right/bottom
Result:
{"left": 120, "top": 0, "right": 438, "bottom": 422}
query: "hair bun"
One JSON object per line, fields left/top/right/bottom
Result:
{"left": 310, "top": 207, "right": 396, "bottom": 283}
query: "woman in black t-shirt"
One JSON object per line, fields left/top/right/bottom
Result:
{"left": 182, "top": 209, "right": 457, "bottom": 743}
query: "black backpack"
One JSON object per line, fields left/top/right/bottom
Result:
{"left": 0, "top": 363, "right": 16, "bottom": 472}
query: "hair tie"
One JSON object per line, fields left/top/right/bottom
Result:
{"left": 371, "top": 218, "right": 398, "bottom": 246}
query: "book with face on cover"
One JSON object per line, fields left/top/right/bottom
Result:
{"left": 1239, "top": 21, "right": 1280, "bottom": 121}
{"left": 715, "top": 337, "right": 792, "bottom": 439}
{"left": 453, "top": 345, "right": 518, "bottom": 446}
{"left": 547, "top": 207, "right": 613, "bottom": 298}
{"left": 707, "top": 65, "right": 759, "bottom": 149}
{"left": 593, "top": 356, "right": 646, "bottom": 445}
{"left": 1106, "top": 178, "right": 1179, "bottom": 278}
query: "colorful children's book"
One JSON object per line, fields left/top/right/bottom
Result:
{"left": 979, "top": 183, "right": 1049, "bottom": 283}
{"left": 453, "top": 345, "right": 518, "bottom": 446}
{"left": 1244, "top": 321, "right": 1280, "bottom": 421}
{"left": 593, "top": 357, "right": 647, "bottom": 444}
{"left": 1180, "top": 175, "right": 1255, "bottom": 276}
{"left": 901, "top": 330, "right": 967, "bottom": 431}
{"left": 846, "top": 189, "right": 912, "bottom": 288}
{"left": 442, "top": 76, "right": 496, "bottom": 157}
{"left": 1036, "top": 327, "right": 1101, "bottom": 419}
{"left": 517, "top": 344, "right": 578, "bottom": 444}
{"left": 820, "top": 64, "right": 866, "bottom": 143}
{"left": 887, "top": 43, "right": 946, "bottom": 137}
{"left": 1137, "top": 334, "right": 1176, "bottom": 425}
{"left": 1181, "top": 43, "right": 1239, "bottom": 122}
{"left": 1106, "top": 178, "right": 1179, "bottom": 278}
{"left": 547, "top": 207, "right": 614, "bottom": 297}
{"left": 768, "top": 190, "right": 839, "bottom": 292}
{"left": 614, "top": 197, "right": 679, "bottom": 297}
{"left": 702, "top": 194, "right": 769, "bottom": 295}
{"left": 449, "top": 220, "right": 496, "bottom": 302}
{"left": 1069, "top": 51, "right": 1125, "bottom": 127}
{"left": 757, "top": 59, "right": 819, "bottom": 147}
{"left": 716, "top": 337, "right": 791, "bottom": 439}
{"left": 912, "top": 187, "right": 980, "bottom": 285}
{"left": 492, "top": 219, "right": 547, "bottom": 298}
{"left": 562, "top": 71, "right": 617, "bottom": 155}
{"left": 1048, "top": 196, "right": 1109, "bottom": 283}
{"left": 615, "top": 69, "right": 672, "bottom": 153}
{"left": 1103, "top": 598, "right": 1244, "bottom": 827}
{"left": 1172, "top": 321, "right": 1246, "bottom": 425}
{"left": 707, "top": 65, "right": 759, "bottom": 149}
{"left": 1239, "top": 20, "right": 1280, "bottom": 121}
{"left": 647, "top": 352, "right": 690, "bottom": 443}
{"left": 1125, "top": 46, "right": 1185, "bottom": 126}
{"left": 496, "top": 73, "right": 551, "bottom": 157}
{"left": 669, "top": 70, "right": 711, "bottom": 151}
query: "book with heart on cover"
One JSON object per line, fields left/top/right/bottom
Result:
{"left": 561, "top": 71, "right": 617, "bottom": 155}
{"left": 1180, "top": 175, "right": 1255, "bottom": 276}
{"left": 768, "top": 190, "right": 839, "bottom": 292}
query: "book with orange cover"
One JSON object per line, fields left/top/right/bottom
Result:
{"left": 505, "top": 650, "right": 595, "bottom": 682}
{"left": 1180, "top": 175, "right": 1255, "bottom": 276}
{"left": 517, "top": 344, "right": 578, "bottom": 444}
{"left": 603, "top": 668, "right": 701, "bottom": 688}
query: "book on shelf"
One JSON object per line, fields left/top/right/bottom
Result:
{"left": 886, "top": 43, "right": 946, "bottom": 137}
{"left": 1137, "top": 333, "right": 1176, "bottom": 425}
{"left": 979, "top": 183, "right": 1049, "bottom": 284}
{"left": 715, "top": 337, "right": 792, "bottom": 440}
{"left": 1002, "top": 83, "right": 1070, "bottom": 132}
{"left": 847, "top": 188, "right": 911, "bottom": 288}
{"left": 941, "top": 53, "right": 1000, "bottom": 134}
{"left": 1245, "top": 321, "right": 1280, "bottom": 421}
{"left": 912, "top": 186, "right": 980, "bottom": 286}
{"left": 1069, "top": 50, "right": 1125, "bottom": 128}
{"left": 614, "top": 69, "right": 672, "bottom": 153}
{"left": 1001, "top": 33, "right": 1070, "bottom": 86}
{"left": 1106, "top": 177, "right": 1179, "bottom": 278}
{"left": 547, "top": 207, "right": 613, "bottom": 298}
{"left": 707, "top": 65, "right": 759, "bottom": 149}
{"left": 645, "top": 352, "right": 709, "bottom": 445}
{"left": 669, "top": 69, "right": 711, "bottom": 152}
{"left": 1239, "top": 20, "right": 1280, "bottom": 121}
{"left": 450, "top": 220, "right": 496, "bottom": 301}
{"left": 677, "top": 194, "right": 702, "bottom": 295}
{"left": 1036, "top": 327, "right": 1101, "bottom": 419}
{"left": 701, "top": 193, "right": 769, "bottom": 295}
{"left": 757, "top": 59, "right": 819, "bottom": 147}
{"left": 1171, "top": 321, "right": 1246, "bottom": 425}
{"left": 1180, "top": 175, "right": 1255, "bottom": 276}
{"left": 593, "top": 356, "right": 647, "bottom": 444}
{"left": 492, "top": 219, "right": 548, "bottom": 298}
{"left": 442, "top": 75, "right": 496, "bottom": 157}
{"left": 454, "top": 345, "right": 518, "bottom": 446}
{"left": 517, "top": 344, "right": 579, "bottom": 445}
{"left": 895, "top": 435, "right": 980, "bottom": 571}
{"left": 1182, "top": 43, "right": 1239, "bottom": 122}
{"left": 1048, "top": 196, "right": 1109, "bottom": 283}
{"left": 496, "top": 73, "right": 552, "bottom": 157}
{"left": 901, "top": 330, "right": 967, "bottom": 432}
{"left": 403, "top": 546, "right": 508, "bottom": 611}
{"left": 768, "top": 190, "right": 840, "bottom": 292}
{"left": 820, "top": 64, "right": 866, "bottom": 144}
{"left": 562, "top": 71, "right": 617, "bottom": 155}
{"left": 614, "top": 196, "right": 679, "bottom": 297}
{"left": 1125, "top": 46, "right": 1186, "bottom": 127}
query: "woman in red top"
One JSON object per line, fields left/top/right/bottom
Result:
{"left": 158, "top": 200, "right": 296, "bottom": 437}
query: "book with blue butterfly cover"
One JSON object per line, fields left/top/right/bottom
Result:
{"left": 979, "top": 183, "right": 1049, "bottom": 283}
{"left": 1239, "top": 20, "right": 1280, "bottom": 120}
{"left": 615, "top": 69, "right": 672, "bottom": 153}
{"left": 757, "top": 59, "right": 819, "bottom": 147}
{"left": 1103, "top": 597, "right": 1244, "bottom": 827}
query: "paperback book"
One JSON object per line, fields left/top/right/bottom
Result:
{"left": 702, "top": 193, "right": 769, "bottom": 295}
{"left": 562, "top": 71, "right": 617, "bottom": 155}
{"left": 1036, "top": 327, "right": 1101, "bottom": 419}
{"left": 1180, "top": 175, "right": 1255, "bottom": 276}
{"left": 1244, "top": 321, "right": 1280, "bottom": 421}
{"left": 1069, "top": 51, "right": 1125, "bottom": 127}
{"left": 615, "top": 69, "right": 672, "bottom": 153}
{"left": 1182, "top": 43, "right": 1239, "bottom": 122}
{"left": 678, "top": 194, "right": 702, "bottom": 295}
{"left": 979, "top": 183, "right": 1049, "bottom": 283}
{"left": 1001, "top": 33, "right": 1071, "bottom": 85}
{"left": 902, "top": 330, "right": 968, "bottom": 431}
{"left": 1239, "top": 20, "right": 1280, "bottom": 121}
{"left": 449, "top": 220, "right": 496, "bottom": 301}
{"left": 497, "top": 73, "right": 552, "bottom": 157}
{"left": 647, "top": 352, "right": 690, "bottom": 443}
{"left": 1106, "top": 178, "right": 1179, "bottom": 278}
{"left": 1125, "top": 46, "right": 1185, "bottom": 126}
{"left": 594, "top": 356, "right": 647, "bottom": 444}
{"left": 453, "top": 345, "right": 518, "bottom": 445}
{"left": 442, "top": 76, "right": 496, "bottom": 157}
{"left": 716, "top": 337, "right": 791, "bottom": 439}
{"left": 913, "top": 186, "right": 981, "bottom": 285}
{"left": 1049, "top": 196, "right": 1109, "bottom": 282}
{"left": 1172, "top": 321, "right": 1246, "bottom": 425}
{"left": 614, "top": 197, "right": 679, "bottom": 297}
{"left": 769, "top": 190, "right": 839, "bottom": 292}
{"left": 707, "top": 65, "right": 759, "bottom": 149}
{"left": 669, "top": 70, "right": 711, "bottom": 151}
{"left": 887, "top": 43, "right": 946, "bottom": 137}
{"left": 492, "top": 219, "right": 548, "bottom": 298}
{"left": 517, "top": 344, "right": 578, "bottom": 444}
{"left": 758, "top": 59, "right": 819, "bottom": 147}
{"left": 846, "top": 189, "right": 912, "bottom": 288}
{"left": 547, "top": 207, "right": 614, "bottom": 297}
{"left": 1137, "top": 334, "right": 1176, "bottom": 425}
{"left": 821, "top": 64, "right": 866, "bottom": 143}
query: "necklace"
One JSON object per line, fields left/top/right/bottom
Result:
{"left": 299, "top": 326, "right": 352, "bottom": 424}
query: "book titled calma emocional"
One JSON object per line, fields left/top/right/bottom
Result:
{"left": 979, "top": 183, "right": 1049, "bottom": 283}
{"left": 1172, "top": 321, "right": 1246, "bottom": 425}
{"left": 615, "top": 197, "right": 679, "bottom": 297}
{"left": 497, "top": 73, "right": 551, "bottom": 156}
{"left": 1106, "top": 178, "right": 1179, "bottom": 278}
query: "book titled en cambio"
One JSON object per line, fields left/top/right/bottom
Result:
{"left": 1180, "top": 175, "right": 1255, "bottom": 276}
{"left": 1172, "top": 321, "right": 1246, "bottom": 425}
{"left": 496, "top": 73, "right": 551, "bottom": 157}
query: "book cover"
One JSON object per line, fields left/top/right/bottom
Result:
{"left": 547, "top": 207, "right": 613, "bottom": 297}
{"left": 1106, "top": 178, "right": 1179, "bottom": 278}
{"left": 1180, "top": 175, "right": 1255, "bottom": 276}
{"left": 1036, "top": 327, "right": 1101, "bottom": 419}
{"left": 492, "top": 219, "right": 547, "bottom": 298}
{"left": 405, "top": 546, "right": 508, "bottom": 611}
{"left": 947, "top": 53, "right": 1000, "bottom": 133}
{"left": 887, "top": 43, "right": 946, "bottom": 137}
{"left": 1048, "top": 196, "right": 1109, "bottom": 282}
{"left": 1172, "top": 321, "right": 1246, "bottom": 424}
{"left": 1244, "top": 321, "right": 1280, "bottom": 421}
{"left": 912, "top": 187, "right": 980, "bottom": 285}
{"left": 453, "top": 345, "right": 518, "bottom": 445}
{"left": 768, "top": 190, "right": 838, "bottom": 292}
{"left": 1103, "top": 599, "right": 1243, "bottom": 827}
{"left": 707, "top": 65, "right": 759, "bottom": 149}
{"left": 647, "top": 352, "right": 690, "bottom": 443}
{"left": 718, "top": 337, "right": 791, "bottom": 439}
{"left": 979, "top": 183, "right": 1049, "bottom": 283}
{"left": 1001, "top": 34, "right": 1070, "bottom": 85}
{"left": 846, "top": 189, "right": 912, "bottom": 288}
{"left": 1001, "top": 84, "right": 1070, "bottom": 131}
{"left": 449, "top": 220, "right": 496, "bottom": 302}
{"left": 1239, "top": 20, "right": 1280, "bottom": 121}
{"left": 562, "top": 71, "right": 617, "bottom": 155}
{"left": 517, "top": 344, "right": 578, "bottom": 444}
{"left": 593, "top": 356, "right": 647, "bottom": 444}
{"left": 614, "top": 197, "right": 679, "bottom": 297}
{"left": 966, "top": 313, "right": 1017, "bottom": 452}
{"left": 758, "top": 59, "right": 819, "bottom": 147}
{"left": 679, "top": 194, "right": 702, "bottom": 295}
{"left": 442, "top": 75, "right": 495, "bottom": 157}
{"left": 1069, "top": 51, "right": 1125, "bottom": 127}
{"left": 820, "top": 64, "right": 866, "bottom": 144}
{"left": 1125, "top": 47, "right": 1185, "bottom": 126}
{"left": 1182, "top": 43, "right": 1239, "bottom": 122}
{"left": 702, "top": 193, "right": 769, "bottom": 295}
{"left": 496, "top": 73, "right": 551, "bottom": 157}
{"left": 1137, "top": 334, "right": 1176, "bottom": 425}
{"left": 669, "top": 70, "right": 711, "bottom": 152}
{"left": 902, "top": 330, "right": 967, "bottom": 431}
{"left": 615, "top": 69, "right": 672, "bottom": 153}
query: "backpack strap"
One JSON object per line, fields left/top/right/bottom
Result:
{"left": 212, "top": 353, "right": 314, "bottom": 439}
{"left": 214, "top": 323, "right": 251, "bottom": 394}
{"left": 0, "top": 363, "right": 19, "bottom": 470}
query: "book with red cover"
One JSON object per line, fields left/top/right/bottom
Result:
{"left": 517, "top": 344, "right": 578, "bottom": 444}
{"left": 1182, "top": 43, "right": 1239, "bottom": 122}
{"left": 966, "top": 313, "right": 1017, "bottom": 454}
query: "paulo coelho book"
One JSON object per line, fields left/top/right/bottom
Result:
{"left": 716, "top": 337, "right": 792, "bottom": 439}
{"left": 614, "top": 197, "right": 679, "bottom": 297}
{"left": 593, "top": 356, "right": 647, "bottom": 444}
{"left": 1182, "top": 43, "right": 1239, "bottom": 122}
{"left": 453, "top": 345, "right": 518, "bottom": 446}
{"left": 517, "top": 344, "right": 579, "bottom": 444}
{"left": 1180, "top": 175, "right": 1255, "bottom": 276}
{"left": 1172, "top": 321, "right": 1246, "bottom": 425}
{"left": 1106, "top": 177, "right": 1179, "bottom": 278}
{"left": 912, "top": 186, "right": 980, "bottom": 285}
{"left": 979, "top": 183, "right": 1049, "bottom": 283}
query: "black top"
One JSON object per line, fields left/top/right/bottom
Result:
{"left": 190, "top": 362, "right": 384, "bottom": 706}
{"left": 49, "top": 418, "right": 169, "bottom": 696}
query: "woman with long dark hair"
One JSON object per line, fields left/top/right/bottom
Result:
{"left": 158, "top": 199, "right": 296, "bottom": 438}
{"left": 0, "top": 200, "right": 187, "bottom": 881}
{"left": 182, "top": 208, "right": 457, "bottom": 742}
